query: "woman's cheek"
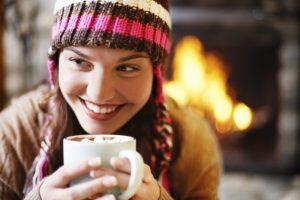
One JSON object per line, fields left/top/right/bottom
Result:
{"left": 58, "top": 66, "right": 85, "bottom": 94}
{"left": 119, "top": 76, "right": 152, "bottom": 104}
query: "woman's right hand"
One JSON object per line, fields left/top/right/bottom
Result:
{"left": 39, "top": 157, "right": 117, "bottom": 200}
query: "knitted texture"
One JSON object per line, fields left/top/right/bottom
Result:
{"left": 48, "top": 0, "right": 171, "bottom": 76}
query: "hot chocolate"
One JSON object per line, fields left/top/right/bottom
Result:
{"left": 79, "top": 135, "right": 132, "bottom": 144}
{"left": 63, "top": 134, "right": 143, "bottom": 200}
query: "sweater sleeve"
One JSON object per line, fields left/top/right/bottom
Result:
{"left": 166, "top": 98, "right": 223, "bottom": 200}
{"left": 23, "top": 179, "right": 44, "bottom": 200}
{"left": 160, "top": 185, "right": 174, "bottom": 200}
{"left": 183, "top": 116, "right": 222, "bottom": 200}
{"left": 0, "top": 133, "right": 25, "bottom": 199}
{"left": 0, "top": 85, "right": 47, "bottom": 199}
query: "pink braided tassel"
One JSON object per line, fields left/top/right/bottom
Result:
{"left": 48, "top": 59, "right": 56, "bottom": 86}
{"left": 153, "top": 65, "right": 165, "bottom": 104}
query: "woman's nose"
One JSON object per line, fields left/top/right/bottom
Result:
{"left": 86, "top": 70, "right": 115, "bottom": 103}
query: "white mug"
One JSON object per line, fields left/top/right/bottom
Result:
{"left": 63, "top": 134, "right": 144, "bottom": 200}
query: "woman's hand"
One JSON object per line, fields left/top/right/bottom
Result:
{"left": 91, "top": 158, "right": 161, "bottom": 200}
{"left": 39, "top": 157, "right": 117, "bottom": 200}
{"left": 126, "top": 163, "right": 161, "bottom": 200}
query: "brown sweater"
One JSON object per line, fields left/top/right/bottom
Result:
{"left": 0, "top": 85, "right": 222, "bottom": 200}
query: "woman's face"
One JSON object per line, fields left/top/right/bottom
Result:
{"left": 58, "top": 46, "right": 153, "bottom": 134}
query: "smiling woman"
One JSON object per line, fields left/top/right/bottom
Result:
{"left": 0, "top": 0, "right": 222, "bottom": 199}
{"left": 58, "top": 46, "right": 153, "bottom": 134}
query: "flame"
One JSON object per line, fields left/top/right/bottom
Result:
{"left": 164, "top": 35, "right": 253, "bottom": 134}
{"left": 164, "top": 82, "right": 188, "bottom": 105}
{"left": 173, "top": 36, "right": 206, "bottom": 104}
{"left": 233, "top": 103, "right": 252, "bottom": 130}
{"left": 213, "top": 96, "right": 233, "bottom": 123}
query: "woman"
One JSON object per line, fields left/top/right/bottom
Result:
{"left": 0, "top": 0, "right": 222, "bottom": 199}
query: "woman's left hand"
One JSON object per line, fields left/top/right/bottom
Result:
{"left": 90, "top": 158, "right": 160, "bottom": 200}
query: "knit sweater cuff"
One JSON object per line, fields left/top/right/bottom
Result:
{"left": 159, "top": 184, "right": 173, "bottom": 200}
{"left": 23, "top": 180, "right": 45, "bottom": 200}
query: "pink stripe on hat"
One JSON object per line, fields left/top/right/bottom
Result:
{"left": 78, "top": 13, "right": 94, "bottom": 30}
{"left": 52, "top": 14, "right": 170, "bottom": 52}
{"left": 130, "top": 21, "right": 144, "bottom": 39}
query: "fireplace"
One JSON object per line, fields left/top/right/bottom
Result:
{"left": 166, "top": 3, "right": 299, "bottom": 173}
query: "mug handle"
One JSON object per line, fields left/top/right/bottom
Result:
{"left": 117, "top": 150, "right": 144, "bottom": 200}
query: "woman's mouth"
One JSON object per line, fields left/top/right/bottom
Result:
{"left": 80, "top": 99, "right": 123, "bottom": 121}
{"left": 85, "top": 101, "right": 118, "bottom": 114}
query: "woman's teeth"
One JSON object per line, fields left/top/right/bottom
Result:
{"left": 85, "top": 101, "right": 117, "bottom": 114}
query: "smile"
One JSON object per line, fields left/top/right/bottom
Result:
{"left": 80, "top": 98, "right": 123, "bottom": 121}
{"left": 85, "top": 101, "right": 118, "bottom": 114}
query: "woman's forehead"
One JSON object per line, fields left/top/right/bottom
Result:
{"left": 62, "top": 45, "right": 150, "bottom": 59}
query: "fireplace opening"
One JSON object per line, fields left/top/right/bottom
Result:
{"left": 166, "top": 6, "right": 299, "bottom": 173}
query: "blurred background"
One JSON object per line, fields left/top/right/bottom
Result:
{"left": 0, "top": 0, "right": 299, "bottom": 199}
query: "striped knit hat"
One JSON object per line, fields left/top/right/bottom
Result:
{"left": 41, "top": 0, "right": 174, "bottom": 194}
{"left": 48, "top": 0, "right": 172, "bottom": 84}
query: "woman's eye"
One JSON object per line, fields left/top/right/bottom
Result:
{"left": 69, "top": 58, "right": 90, "bottom": 68}
{"left": 117, "top": 65, "right": 138, "bottom": 72}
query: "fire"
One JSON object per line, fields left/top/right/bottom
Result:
{"left": 233, "top": 103, "right": 252, "bottom": 130}
{"left": 164, "top": 35, "right": 253, "bottom": 134}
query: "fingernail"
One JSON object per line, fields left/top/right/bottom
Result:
{"left": 88, "top": 157, "right": 102, "bottom": 167}
{"left": 89, "top": 170, "right": 95, "bottom": 178}
{"left": 102, "top": 176, "right": 117, "bottom": 187}
{"left": 103, "top": 194, "right": 116, "bottom": 200}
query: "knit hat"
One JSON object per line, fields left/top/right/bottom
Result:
{"left": 48, "top": 0, "right": 172, "bottom": 84}
{"left": 25, "top": 0, "right": 174, "bottom": 196}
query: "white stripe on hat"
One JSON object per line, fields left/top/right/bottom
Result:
{"left": 54, "top": 0, "right": 171, "bottom": 28}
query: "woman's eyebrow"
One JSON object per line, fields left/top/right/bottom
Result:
{"left": 118, "top": 54, "right": 149, "bottom": 62}
{"left": 64, "top": 47, "right": 90, "bottom": 59}
{"left": 64, "top": 47, "right": 149, "bottom": 62}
